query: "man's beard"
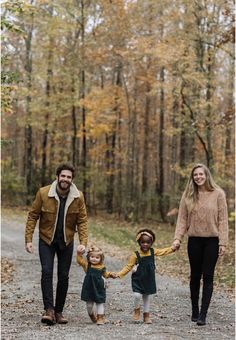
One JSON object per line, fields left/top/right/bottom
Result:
{"left": 58, "top": 180, "right": 71, "bottom": 191}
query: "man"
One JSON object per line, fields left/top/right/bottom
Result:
{"left": 25, "top": 163, "right": 88, "bottom": 325}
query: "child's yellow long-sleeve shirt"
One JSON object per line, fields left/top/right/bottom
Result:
{"left": 118, "top": 247, "right": 174, "bottom": 278}
{"left": 77, "top": 255, "right": 112, "bottom": 279}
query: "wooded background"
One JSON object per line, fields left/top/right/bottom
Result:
{"left": 2, "top": 0, "right": 235, "bottom": 222}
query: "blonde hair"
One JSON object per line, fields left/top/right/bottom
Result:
{"left": 183, "top": 163, "right": 219, "bottom": 212}
{"left": 86, "top": 246, "right": 104, "bottom": 264}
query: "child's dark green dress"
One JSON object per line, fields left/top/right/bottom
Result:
{"left": 81, "top": 263, "right": 106, "bottom": 303}
{"left": 131, "top": 247, "right": 156, "bottom": 294}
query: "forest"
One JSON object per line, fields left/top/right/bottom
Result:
{"left": 2, "top": 0, "right": 235, "bottom": 222}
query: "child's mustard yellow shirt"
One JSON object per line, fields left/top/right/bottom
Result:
{"left": 77, "top": 255, "right": 112, "bottom": 279}
{"left": 118, "top": 247, "right": 174, "bottom": 278}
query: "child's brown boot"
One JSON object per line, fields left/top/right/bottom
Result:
{"left": 96, "top": 314, "right": 105, "bottom": 325}
{"left": 143, "top": 312, "right": 152, "bottom": 324}
{"left": 133, "top": 308, "right": 141, "bottom": 321}
{"left": 89, "top": 312, "right": 97, "bottom": 323}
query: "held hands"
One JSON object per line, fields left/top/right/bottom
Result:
{"left": 77, "top": 244, "right": 86, "bottom": 256}
{"left": 26, "top": 242, "right": 33, "bottom": 253}
{"left": 172, "top": 239, "right": 181, "bottom": 251}
{"left": 109, "top": 272, "right": 119, "bottom": 279}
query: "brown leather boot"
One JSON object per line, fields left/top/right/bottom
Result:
{"left": 89, "top": 312, "right": 97, "bottom": 323}
{"left": 96, "top": 314, "right": 105, "bottom": 325}
{"left": 55, "top": 312, "right": 68, "bottom": 324}
{"left": 133, "top": 308, "right": 141, "bottom": 321}
{"left": 143, "top": 312, "right": 152, "bottom": 324}
{"left": 41, "top": 309, "right": 56, "bottom": 325}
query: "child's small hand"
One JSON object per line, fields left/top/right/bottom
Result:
{"left": 110, "top": 272, "right": 118, "bottom": 279}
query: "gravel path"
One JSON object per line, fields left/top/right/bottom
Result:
{"left": 1, "top": 214, "right": 235, "bottom": 340}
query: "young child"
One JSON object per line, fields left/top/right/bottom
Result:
{"left": 114, "top": 228, "right": 178, "bottom": 324}
{"left": 77, "top": 245, "right": 116, "bottom": 325}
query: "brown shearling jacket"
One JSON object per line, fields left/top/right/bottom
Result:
{"left": 25, "top": 181, "right": 88, "bottom": 246}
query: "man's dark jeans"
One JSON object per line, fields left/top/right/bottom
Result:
{"left": 39, "top": 238, "right": 74, "bottom": 312}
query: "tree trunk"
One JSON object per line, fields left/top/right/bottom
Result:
{"left": 123, "top": 73, "right": 136, "bottom": 220}
{"left": 41, "top": 37, "right": 53, "bottom": 186}
{"left": 156, "top": 66, "right": 166, "bottom": 221}
{"left": 205, "top": 47, "right": 214, "bottom": 170}
{"left": 140, "top": 78, "right": 151, "bottom": 219}
{"left": 24, "top": 9, "right": 34, "bottom": 204}
{"left": 116, "top": 66, "right": 122, "bottom": 217}
{"left": 105, "top": 131, "right": 116, "bottom": 214}
{"left": 71, "top": 77, "right": 78, "bottom": 167}
{"left": 80, "top": 0, "right": 87, "bottom": 200}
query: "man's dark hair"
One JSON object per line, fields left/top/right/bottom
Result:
{"left": 56, "top": 163, "right": 75, "bottom": 178}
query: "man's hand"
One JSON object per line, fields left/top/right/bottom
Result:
{"left": 26, "top": 242, "right": 33, "bottom": 253}
{"left": 77, "top": 244, "right": 86, "bottom": 254}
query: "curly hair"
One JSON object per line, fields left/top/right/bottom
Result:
{"left": 136, "top": 228, "right": 156, "bottom": 244}
{"left": 56, "top": 163, "right": 75, "bottom": 178}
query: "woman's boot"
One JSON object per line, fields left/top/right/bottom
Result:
{"left": 191, "top": 305, "right": 199, "bottom": 322}
{"left": 190, "top": 279, "right": 200, "bottom": 322}
{"left": 197, "top": 310, "right": 207, "bottom": 326}
{"left": 197, "top": 279, "right": 213, "bottom": 326}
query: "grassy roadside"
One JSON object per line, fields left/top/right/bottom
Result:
{"left": 2, "top": 207, "right": 234, "bottom": 295}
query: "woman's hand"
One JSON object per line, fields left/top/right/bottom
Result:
{"left": 172, "top": 239, "right": 181, "bottom": 251}
{"left": 219, "top": 245, "right": 226, "bottom": 256}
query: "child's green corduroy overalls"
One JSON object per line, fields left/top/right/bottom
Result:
{"left": 81, "top": 264, "right": 106, "bottom": 303}
{"left": 131, "top": 247, "right": 156, "bottom": 294}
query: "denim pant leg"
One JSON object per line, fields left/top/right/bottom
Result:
{"left": 39, "top": 238, "right": 56, "bottom": 310}
{"left": 55, "top": 241, "right": 74, "bottom": 313}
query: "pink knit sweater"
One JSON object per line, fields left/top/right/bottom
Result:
{"left": 174, "top": 188, "right": 228, "bottom": 246}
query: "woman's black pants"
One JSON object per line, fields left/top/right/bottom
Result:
{"left": 39, "top": 238, "right": 74, "bottom": 313}
{"left": 187, "top": 237, "right": 219, "bottom": 315}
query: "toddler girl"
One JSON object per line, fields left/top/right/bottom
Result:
{"left": 77, "top": 245, "right": 115, "bottom": 325}
{"left": 115, "top": 228, "right": 177, "bottom": 324}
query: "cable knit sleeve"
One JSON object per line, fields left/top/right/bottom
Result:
{"left": 174, "top": 194, "right": 188, "bottom": 242}
{"left": 217, "top": 190, "right": 229, "bottom": 246}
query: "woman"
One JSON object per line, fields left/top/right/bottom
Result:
{"left": 172, "top": 163, "right": 228, "bottom": 326}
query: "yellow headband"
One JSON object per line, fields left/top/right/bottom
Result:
{"left": 136, "top": 231, "right": 153, "bottom": 242}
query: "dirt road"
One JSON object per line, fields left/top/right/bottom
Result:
{"left": 1, "top": 213, "right": 235, "bottom": 340}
